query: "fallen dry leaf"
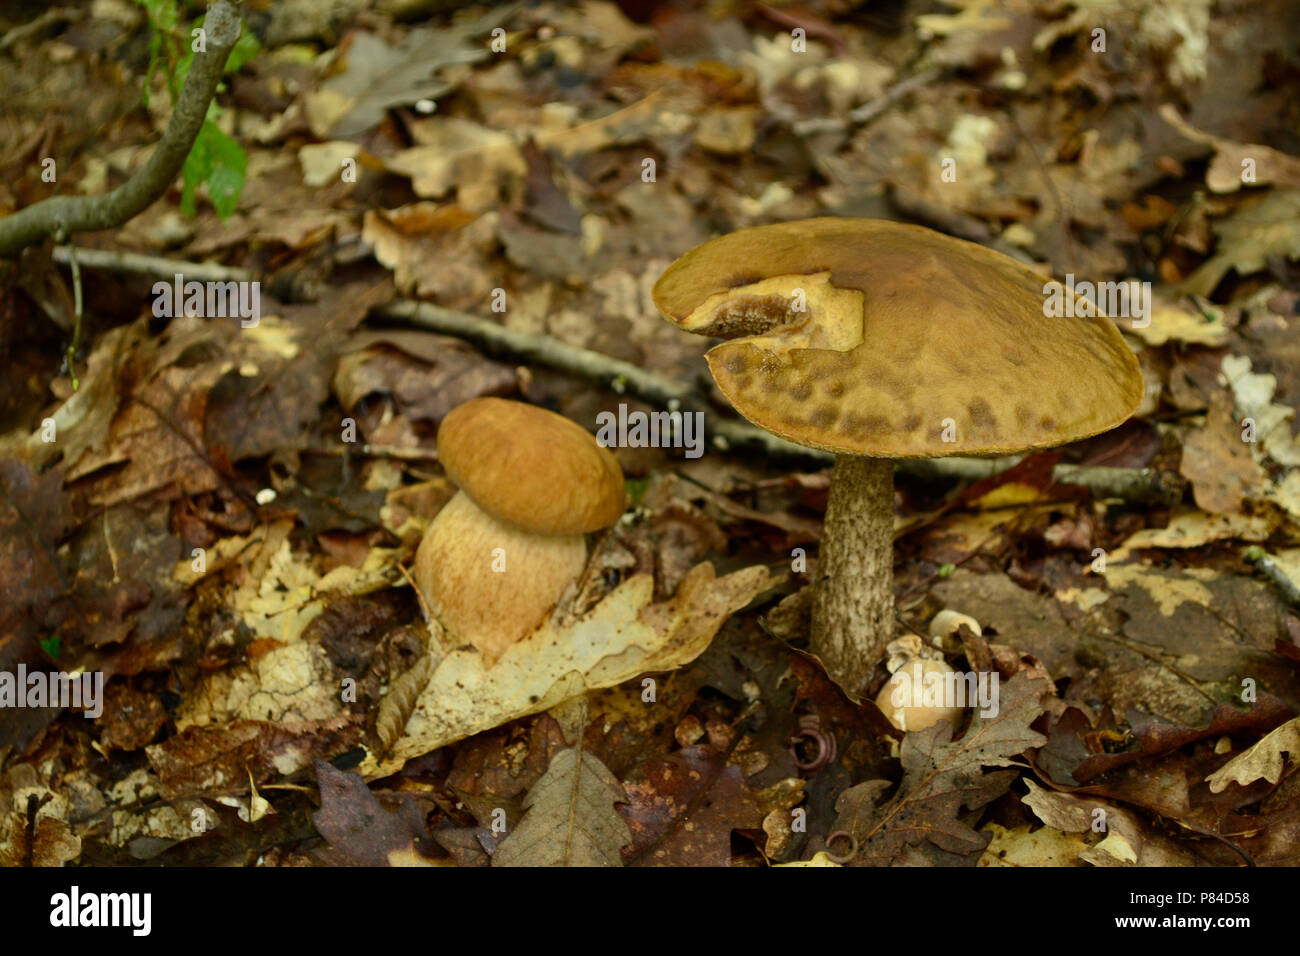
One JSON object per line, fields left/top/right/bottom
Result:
{"left": 1126, "top": 296, "right": 1231, "bottom": 347}
{"left": 367, "top": 563, "right": 773, "bottom": 775}
{"left": 311, "top": 761, "right": 437, "bottom": 866}
{"left": 1179, "top": 391, "right": 1268, "bottom": 514}
{"left": 978, "top": 821, "right": 1090, "bottom": 866}
{"left": 1206, "top": 716, "right": 1300, "bottom": 793}
{"left": 306, "top": 16, "right": 500, "bottom": 138}
{"left": 385, "top": 120, "right": 527, "bottom": 214}
{"left": 1021, "top": 779, "right": 1200, "bottom": 866}
{"left": 620, "top": 744, "right": 766, "bottom": 866}
{"left": 1113, "top": 508, "right": 1274, "bottom": 556}
{"left": 492, "top": 747, "right": 631, "bottom": 867}
{"left": 0, "top": 767, "right": 82, "bottom": 867}
{"left": 832, "top": 674, "right": 1049, "bottom": 866}
{"left": 1179, "top": 189, "right": 1300, "bottom": 296}
{"left": 1160, "top": 105, "right": 1300, "bottom": 194}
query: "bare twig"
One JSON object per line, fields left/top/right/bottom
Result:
{"left": 901, "top": 457, "right": 1184, "bottom": 506}
{"left": 64, "top": 239, "right": 82, "bottom": 389}
{"left": 0, "top": 0, "right": 241, "bottom": 258}
{"left": 51, "top": 245, "right": 254, "bottom": 283}
{"left": 0, "top": 6, "right": 82, "bottom": 53}
{"left": 379, "top": 298, "right": 826, "bottom": 460}
{"left": 793, "top": 69, "right": 943, "bottom": 136}
{"left": 848, "top": 68, "right": 943, "bottom": 124}
{"left": 302, "top": 443, "right": 440, "bottom": 462}
{"left": 51, "top": 246, "right": 1180, "bottom": 503}
{"left": 1244, "top": 547, "right": 1300, "bottom": 606}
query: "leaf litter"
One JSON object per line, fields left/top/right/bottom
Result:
{"left": 2, "top": 0, "right": 1300, "bottom": 868}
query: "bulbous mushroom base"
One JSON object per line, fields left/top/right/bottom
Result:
{"left": 809, "top": 455, "right": 894, "bottom": 700}
{"left": 414, "top": 492, "right": 587, "bottom": 661}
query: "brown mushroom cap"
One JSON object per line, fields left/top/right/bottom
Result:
{"left": 653, "top": 218, "right": 1143, "bottom": 458}
{"left": 437, "top": 397, "right": 625, "bottom": 534}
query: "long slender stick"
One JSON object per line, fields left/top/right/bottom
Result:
{"left": 46, "top": 246, "right": 1180, "bottom": 503}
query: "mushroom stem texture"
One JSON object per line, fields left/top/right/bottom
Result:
{"left": 810, "top": 455, "right": 894, "bottom": 699}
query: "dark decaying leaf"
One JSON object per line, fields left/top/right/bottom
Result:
{"left": 1071, "top": 694, "right": 1297, "bottom": 783}
{"left": 204, "top": 280, "right": 392, "bottom": 462}
{"left": 619, "top": 744, "right": 766, "bottom": 866}
{"left": 0, "top": 459, "right": 71, "bottom": 664}
{"left": 311, "top": 761, "right": 435, "bottom": 866}
{"left": 0, "top": 460, "right": 73, "bottom": 752}
{"left": 320, "top": 10, "right": 509, "bottom": 138}
{"left": 148, "top": 718, "right": 364, "bottom": 800}
{"left": 833, "top": 674, "right": 1050, "bottom": 866}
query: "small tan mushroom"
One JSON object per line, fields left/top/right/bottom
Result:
{"left": 929, "top": 609, "right": 982, "bottom": 648}
{"left": 654, "top": 218, "right": 1143, "bottom": 698}
{"left": 414, "top": 398, "right": 625, "bottom": 661}
{"left": 875, "top": 658, "right": 965, "bottom": 734}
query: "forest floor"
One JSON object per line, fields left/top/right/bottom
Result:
{"left": 2, "top": 0, "right": 1300, "bottom": 866}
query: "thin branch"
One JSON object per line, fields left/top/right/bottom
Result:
{"left": 51, "top": 245, "right": 254, "bottom": 282}
{"left": 377, "top": 298, "right": 821, "bottom": 460}
{"left": 901, "top": 457, "right": 1184, "bottom": 505}
{"left": 1244, "top": 547, "right": 1300, "bottom": 606}
{"left": 0, "top": 7, "right": 83, "bottom": 53}
{"left": 50, "top": 246, "right": 1181, "bottom": 503}
{"left": 0, "top": 0, "right": 241, "bottom": 258}
{"left": 793, "top": 68, "right": 942, "bottom": 136}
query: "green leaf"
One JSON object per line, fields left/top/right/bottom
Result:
{"left": 136, "top": 0, "right": 180, "bottom": 106}
{"left": 203, "top": 128, "right": 247, "bottom": 218}
{"left": 39, "top": 634, "right": 61, "bottom": 659}
{"left": 226, "top": 26, "right": 262, "bottom": 74}
{"left": 138, "top": 0, "right": 178, "bottom": 27}
{"left": 624, "top": 475, "right": 649, "bottom": 505}
{"left": 136, "top": 2, "right": 255, "bottom": 219}
{"left": 174, "top": 14, "right": 260, "bottom": 91}
{"left": 180, "top": 120, "right": 247, "bottom": 219}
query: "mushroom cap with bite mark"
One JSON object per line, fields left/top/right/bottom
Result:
{"left": 653, "top": 217, "right": 1143, "bottom": 459}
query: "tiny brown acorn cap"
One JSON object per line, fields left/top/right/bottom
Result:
{"left": 653, "top": 218, "right": 1144, "bottom": 459}
{"left": 436, "top": 397, "right": 625, "bottom": 534}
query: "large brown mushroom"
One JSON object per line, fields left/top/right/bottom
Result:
{"left": 654, "top": 217, "right": 1143, "bottom": 698}
{"left": 414, "top": 397, "right": 625, "bottom": 661}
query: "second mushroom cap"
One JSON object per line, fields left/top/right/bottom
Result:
{"left": 436, "top": 396, "right": 625, "bottom": 534}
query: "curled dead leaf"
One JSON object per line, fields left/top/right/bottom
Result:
{"left": 363, "top": 562, "right": 773, "bottom": 775}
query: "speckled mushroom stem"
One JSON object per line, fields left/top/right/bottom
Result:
{"left": 810, "top": 455, "right": 894, "bottom": 700}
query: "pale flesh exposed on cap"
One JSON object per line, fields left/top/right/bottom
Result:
{"left": 654, "top": 217, "right": 1142, "bottom": 458}
{"left": 654, "top": 218, "right": 1143, "bottom": 699}
{"left": 875, "top": 658, "right": 966, "bottom": 734}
